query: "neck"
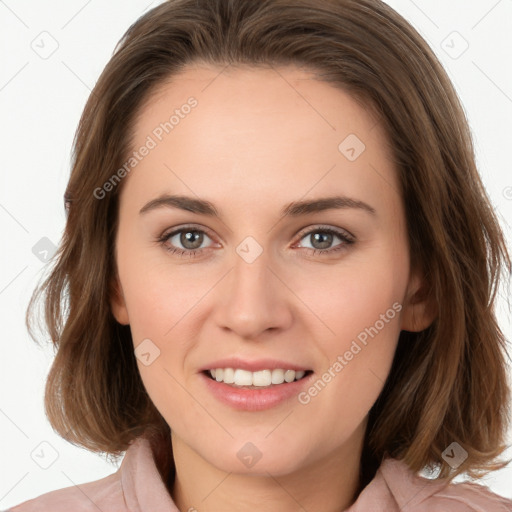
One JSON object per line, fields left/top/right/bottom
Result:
{"left": 170, "top": 424, "right": 366, "bottom": 512}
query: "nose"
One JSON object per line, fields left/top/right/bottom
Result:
{"left": 211, "top": 246, "right": 293, "bottom": 340}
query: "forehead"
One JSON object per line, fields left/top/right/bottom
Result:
{"left": 125, "top": 64, "right": 400, "bottom": 220}
{"left": 134, "top": 63, "right": 382, "bottom": 146}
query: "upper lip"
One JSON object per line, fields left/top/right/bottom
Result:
{"left": 199, "top": 357, "right": 311, "bottom": 373}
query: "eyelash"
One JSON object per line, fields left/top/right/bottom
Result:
{"left": 157, "top": 224, "right": 355, "bottom": 258}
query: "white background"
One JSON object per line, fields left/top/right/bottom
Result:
{"left": 1, "top": 0, "right": 511, "bottom": 508}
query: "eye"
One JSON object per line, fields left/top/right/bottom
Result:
{"left": 158, "top": 225, "right": 216, "bottom": 257}
{"left": 295, "top": 226, "right": 355, "bottom": 255}
{"left": 157, "top": 224, "right": 355, "bottom": 258}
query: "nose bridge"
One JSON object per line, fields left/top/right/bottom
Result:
{"left": 213, "top": 236, "right": 292, "bottom": 338}
{"left": 230, "top": 239, "right": 276, "bottom": 311}
{"left": 232, "top": 239, "right": 270, "bottom": 296}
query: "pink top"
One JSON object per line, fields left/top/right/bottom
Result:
{"left": 7, "top": 436, "right": 512, "bottom": 511}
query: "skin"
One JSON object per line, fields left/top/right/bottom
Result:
{"left": 111, "top": 64, "right": 434, "bottom": 512}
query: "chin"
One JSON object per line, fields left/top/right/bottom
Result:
{"left": 199, "top": 439, "right": 311, "bottom": 477}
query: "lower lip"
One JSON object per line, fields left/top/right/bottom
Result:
{"left": 200, "top": 372, "right": 313, "bottom": 411}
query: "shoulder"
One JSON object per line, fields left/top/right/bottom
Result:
{"left": 378, "top": 458, "right": 512, "bottom": 512}
{"left": 6, "top": 471, "right": 124, "bottom": 512}
{"left": 5, "top": 436, "right": 175, "bottom": 512}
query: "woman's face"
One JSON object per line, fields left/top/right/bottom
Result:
{"left": 111, "top": 64, "right": 430, "bottom": 476}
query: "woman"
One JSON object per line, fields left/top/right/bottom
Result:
{"left": 9, "top": 0, "right": 512, "bottom": 510}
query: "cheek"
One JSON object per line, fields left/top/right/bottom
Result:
{"left": 117, "top": 255, "right": 210, "bottom": 431}
{"left": 116, "top": 242, "right": 210, "bottom": 344}
{"left": 297, "top": 246, "right": 406, "bottom": 352}
{"left": 293, "top": 244, "right": 406, "bottom": 417}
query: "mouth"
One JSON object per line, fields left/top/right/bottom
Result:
{"left": 199, "top": 358, "right": 315, "bottom": 410}
{"left": 203, "top": 368, "right": 314, "bottom": 389}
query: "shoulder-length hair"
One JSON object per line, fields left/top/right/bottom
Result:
{"left": 27, "top": 0, "right": 511, "bottom": 487}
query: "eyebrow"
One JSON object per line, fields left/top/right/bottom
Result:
{"left": 139, "top": 194, "right": 376, "bottom": 218}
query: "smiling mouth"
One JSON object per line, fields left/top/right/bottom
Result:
{"left": 203, "top": 368, "right": 313, "bottom": 388}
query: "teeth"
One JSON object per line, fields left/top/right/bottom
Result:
{"left": 252, "top": 370, "right": 271, "bottom": 386}
{"left": 284, "top": 370, "right": 295, "bottom": 383}
{"left": 271, "top": 368, "right": 285, "bottom": 384}
{"left": 223, "top": 367, "right": 235, "bottom": 383}
{"left": 234, "top": 369, "right": 253, "bottom": 386}
{"left": 207, "top": 368, "right": 308, "bottom": 387}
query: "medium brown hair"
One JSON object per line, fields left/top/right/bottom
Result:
{"left": 27, "top": 0, "right": 512, "bottom": 489}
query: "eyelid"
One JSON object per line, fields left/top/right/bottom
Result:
{"left": 161, "top": 223, "right": 215, "bottom": 236}
{"left": 293, "top": 224, "right": 355, "bottom": 243}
